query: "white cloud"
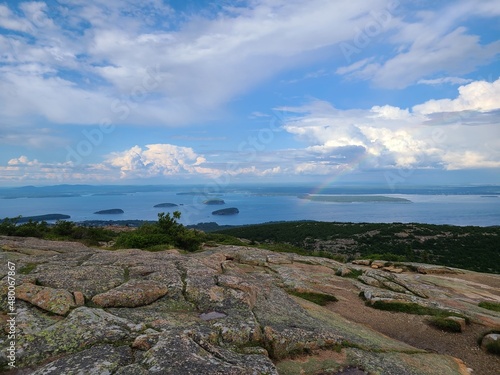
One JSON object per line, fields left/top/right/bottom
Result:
{"left": 105, "top": 144, "right": 209, "bottom": 178}
{"left": 417, "top": 77, "right": 473, "bottom": 86}
{"left": 0, "top": 0, "right": 400, "bottom": 127}
{"left": 0, "top": 156, "right": 96, "bottom": 183}
{"left": 413, "top": 78, "right": 500, "bottom": 114}
{"left": 0, "top": 4, "right": 31, "bottom": 32}
{"left": 336, "top": 0, "right": 500, "bottom": 88}
{"left": 280, "top": 80, "right": 500, "bottom": 171}
{"left": 1, "top": 0, "right": 498, "bottom": 130}
{"left": 339, "top": 27, "right": 500, "bottom": 88}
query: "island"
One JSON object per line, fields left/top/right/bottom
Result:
{"left": 14, "top": 214, "right": 71, "bottom": 223}
{"left": 94, "top": 209, "right": 124, "bottom": 215}
{"left": 212, "top": 207, "right": 239, "bottom": 215}
{"left": 298, "top": 194, "right": 412, "bottom": 203}
{"left": 153, "top": 203, "right": 178, "bottom": 208}
{"left": 203, "top": 199, "right": 225, "bottom": 205}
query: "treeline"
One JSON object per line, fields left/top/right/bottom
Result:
{"left": 2, "top": 216, "right": 499, "bottom": 274}
{"left": 215, "top": 221, "right": 500, "bottom": 274}
{"left": 0, "top": 212, "right": 208, "bottom": 252}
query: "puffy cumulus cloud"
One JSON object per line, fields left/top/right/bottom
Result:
{"left": 413, "top": 78, "right": 500, "bottom": 114}
{"left": 0, "top": 144, "right": 288, "bottom": 183}
{"left": 104, "top": 144, "right": 288, "bottom": 179}
{"left": 282, "top": 103, "right": 431, "bottom": 170}
{"left": 280, "top": 80, "right": 500, "bottom": 171}
{"left": 105, "top": 144, "right": 210, "bottom": 178}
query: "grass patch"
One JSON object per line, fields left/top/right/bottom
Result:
{"left": 478, "top": 301, "right": 500, "bottom": 312}
{"left": 369, "top": 301, "right": 469, "bottom": 322}
{"left": 341, "top": 269, "right": 363, "bottom": 279}
{"left": 426, "top": 316, "right": 462, "bottom": 332}
{"left": 289, "top": 291, "right": 338, "bottom": 306}
{"left": 369, "top": 301, "right": 438, "bottom": 315}
{"left": 18, "top": 263, "right": 37, "bottom": 274}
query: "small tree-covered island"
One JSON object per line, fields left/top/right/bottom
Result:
{"left": 212, "top": 207, "right": 240, "bottom": 215}
{"left": 94, "top": 209, "right": 125, "bottom": 215}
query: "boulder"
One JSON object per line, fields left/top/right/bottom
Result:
{"left": 371, "top": 260, "right": 388, "bottom": 269}
{"left": 481, "top": 333, "right": 500, "bottom": 353}
{"left": 352, "top": 259, "right": 371, "bottom": 266}
{"left": 336, "top": 266, "right": 353, "bottom": 277}
{"left": 416, "top": 265, "right": 463, "bottom": 274}
{"left": 17, "top": 283, "right": 75, "bottom": 315}
{"left": 92, "top": 280, "right": 168, "bottom": 307}
{"left": 73, "top": 291, "right": 85, "bottom": 306}
{"left": 132, "top": 330, "right": 161, "bottom": 351}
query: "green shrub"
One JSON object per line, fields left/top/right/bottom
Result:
{"left": 289, "top": 291, "right": 338, "bottom": 306}
{"left": 53, "top": 220, "right": 75, "bottom": 236}
{"left": 19, "top": 263, "right": 37, "bottom": 274}
{"left": 342, "top": 269, "right": 363, "bottom": 279}
{"left": 14, "top": 221, "right": 49, "bottom": 238}
{"left": 115, "top": 233, "right": 172, "bottom": 249}
{"left": 174, "top": 230, "right": 204, "bottom": 252}
{"left": 369, "top": 301, "right": 469, "bottom": 323}
{"left": 69, "top": 226, "right": 115, "bottom": 246}
{"left": 114, "top": 212, "right": 204, "bottom": 252}
{"left": 369, "top": 301, "right": 437, "bottom": 315}
{"left": 427, "top": 316, "right": 462, "bottom": 332}
{"left": 478, "top": 301, "right": 500, "bottom": 312}
{"left": 0, "top": 217, "right": 19, "bottom": 236}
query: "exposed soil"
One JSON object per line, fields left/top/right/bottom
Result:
{"left": 327, "top": 278, "right": 500, "bottom": 375}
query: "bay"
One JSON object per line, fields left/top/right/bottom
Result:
{"left": 0, "top": 188, "right": 499, "bottom": 227}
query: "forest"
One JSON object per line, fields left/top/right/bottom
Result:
{"left": 215, "top": 221, "right": 500, "bottom": 274}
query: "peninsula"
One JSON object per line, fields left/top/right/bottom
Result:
{"left": 299, "top": 194, "right": 412, "bottom": 203}
{"left": 13, "top": 214, "right": 71, "bottom": 223}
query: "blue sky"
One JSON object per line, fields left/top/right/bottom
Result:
{"left": 0, "top": 0, "right": 499, "bottom": 187}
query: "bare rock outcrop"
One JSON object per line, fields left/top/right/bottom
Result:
{"left": 1, "top": 236, "right": 498, "bottom": 374}
{"left": 92, "top": 280, "right": 168, "bottom": 307}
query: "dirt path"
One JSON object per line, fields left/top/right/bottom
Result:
{"left": 326, "top": 279, "right": 500, "bottom": 375}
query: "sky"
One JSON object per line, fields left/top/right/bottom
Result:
{"left": 0, "top": 0, "right": 499, "bottom": 188}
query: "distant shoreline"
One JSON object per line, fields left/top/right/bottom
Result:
{"left": 298, "top": 194, "right": 412, "bottom": 203}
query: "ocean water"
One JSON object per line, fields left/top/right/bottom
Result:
{"left": 1, "top": 188, "right": 499, "bottom": 227}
